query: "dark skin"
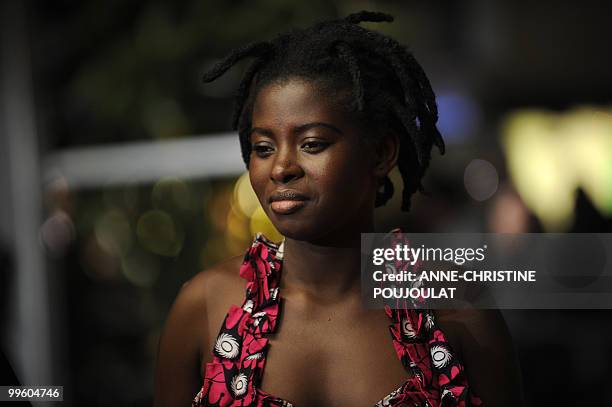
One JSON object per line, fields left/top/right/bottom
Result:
{"left": 154, "top": 78, "right": 524, "bottom": 407}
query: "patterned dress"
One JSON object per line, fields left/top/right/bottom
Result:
{"left": 193, "top": 232, "right": 483, "bottom": 406}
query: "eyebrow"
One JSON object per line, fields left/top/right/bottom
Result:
{"left": 249, "top": 122, "right": 343, "bottom": 137}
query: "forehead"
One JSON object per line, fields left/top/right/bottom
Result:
{"left": 251, "top": 78, "right": 351, "bottom": 128}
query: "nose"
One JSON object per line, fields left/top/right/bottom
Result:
{"left": 270, "top": 146, "right": 304, "bottom": 184}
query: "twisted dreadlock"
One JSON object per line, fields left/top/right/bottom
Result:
{"left": 202, "top": 10, "right": 444, "bottom": 211}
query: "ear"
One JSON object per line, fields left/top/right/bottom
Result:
{"left": 373, "top": 131, "right": 400, "bottom": 177}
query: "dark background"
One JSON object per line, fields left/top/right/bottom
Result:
{"left": 1, "top": 0, "right": 611, "bottom": 405}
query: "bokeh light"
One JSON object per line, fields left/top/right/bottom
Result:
{"left": 464, "top": 159, "right": 499, "bottom": 202}
{"left": 136, "top": 209, "right": 184, "bottom": 257}
{"left": 152, "top": 176, "right": 192, "bottom": 213}
{"left": 502, "top": 107, "right": 612, "bottom": 231}
{"left": 94, "top": 209, "right": 133, "bottom": 257}
{"left": 121, "top": 249, "right": 161, "bottom": 288}
{"left": 39, "top": 209, "right": 75, "bottom": 257}
{"left": 81, "top": 235, "right": 122, "bottom": 281}
{"left": 436, "top": 90, "right": 481, "bottom": 143}
{"left": 232, "top": 171, "right": 260, "bottom": 218}
{"left": 249, "top": 206, "right": 282, "bottom": 242}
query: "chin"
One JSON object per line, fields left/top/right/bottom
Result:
{"left": 270, "top": 213, "right": 351, "bottom": 245}
{"left": 271, "top": 218, "right": 322, "bottom": 241}
{"left": 265, "top": 209, "right": 325, "bottom": 242}
{"left": 264, "top": 202, "right": 361, "bottom": 244}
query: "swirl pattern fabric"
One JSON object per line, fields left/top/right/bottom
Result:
{"left": 193, "top": 232, "right": 483, "bottom": 406}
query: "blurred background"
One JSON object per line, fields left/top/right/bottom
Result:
{"left": 1, "top": 0, "right": 611, "bottom": 405}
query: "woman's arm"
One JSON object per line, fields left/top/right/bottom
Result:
{"left": 154, "top": 273, "right": 209, "bottom": 407}
{"left": 436, "top": 309, "right": 524, "bottom": 407}
{"left": 154, "top": 256, "right": 244, "bottom": 406}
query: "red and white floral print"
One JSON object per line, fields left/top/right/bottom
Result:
{"left": 192, "top": 232, "right": 483, "bottom": 407}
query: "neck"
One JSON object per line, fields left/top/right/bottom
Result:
{"left": 281, "top": 217, "right": 375, "bottom": 300}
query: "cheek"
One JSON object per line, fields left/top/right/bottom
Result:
{"left": 308, "top": 148, "right": 374, "bottom": 204}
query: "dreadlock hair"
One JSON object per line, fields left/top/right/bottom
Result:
{"left": 202, "top": 10, "right": 445, "bottom": 211}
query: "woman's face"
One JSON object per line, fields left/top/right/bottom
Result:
{"left": 248, "top": 78, "right": 381, "bottom": 242}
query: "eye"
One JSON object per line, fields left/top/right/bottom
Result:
{"left": 301, "top": 140, "right": 330, "bottom": 154}
{"left": 252, "top": 143, "right": 274, "bottom": 158}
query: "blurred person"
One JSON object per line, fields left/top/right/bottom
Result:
{"left": 155, "top": 11, "right": 522, "bottom": 407}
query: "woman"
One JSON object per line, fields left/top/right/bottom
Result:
{"left": 154, "top": 11, "right": 523, "bottom": 407}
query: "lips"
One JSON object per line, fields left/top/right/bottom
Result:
{"left": 269, "top": 190, "right": 308, "bottom": 215}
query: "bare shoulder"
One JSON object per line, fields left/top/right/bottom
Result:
{"left": 154, "top": 254, "right": 245, "bottom": 407}
{"left": 180, "top": 254, "right": 247, "bottom": 352}
{"left": 182, "top": 254, "right": 245, "bottom": 309}
{"left": 166, "top": 254, "right": 245, "bottom": 328}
